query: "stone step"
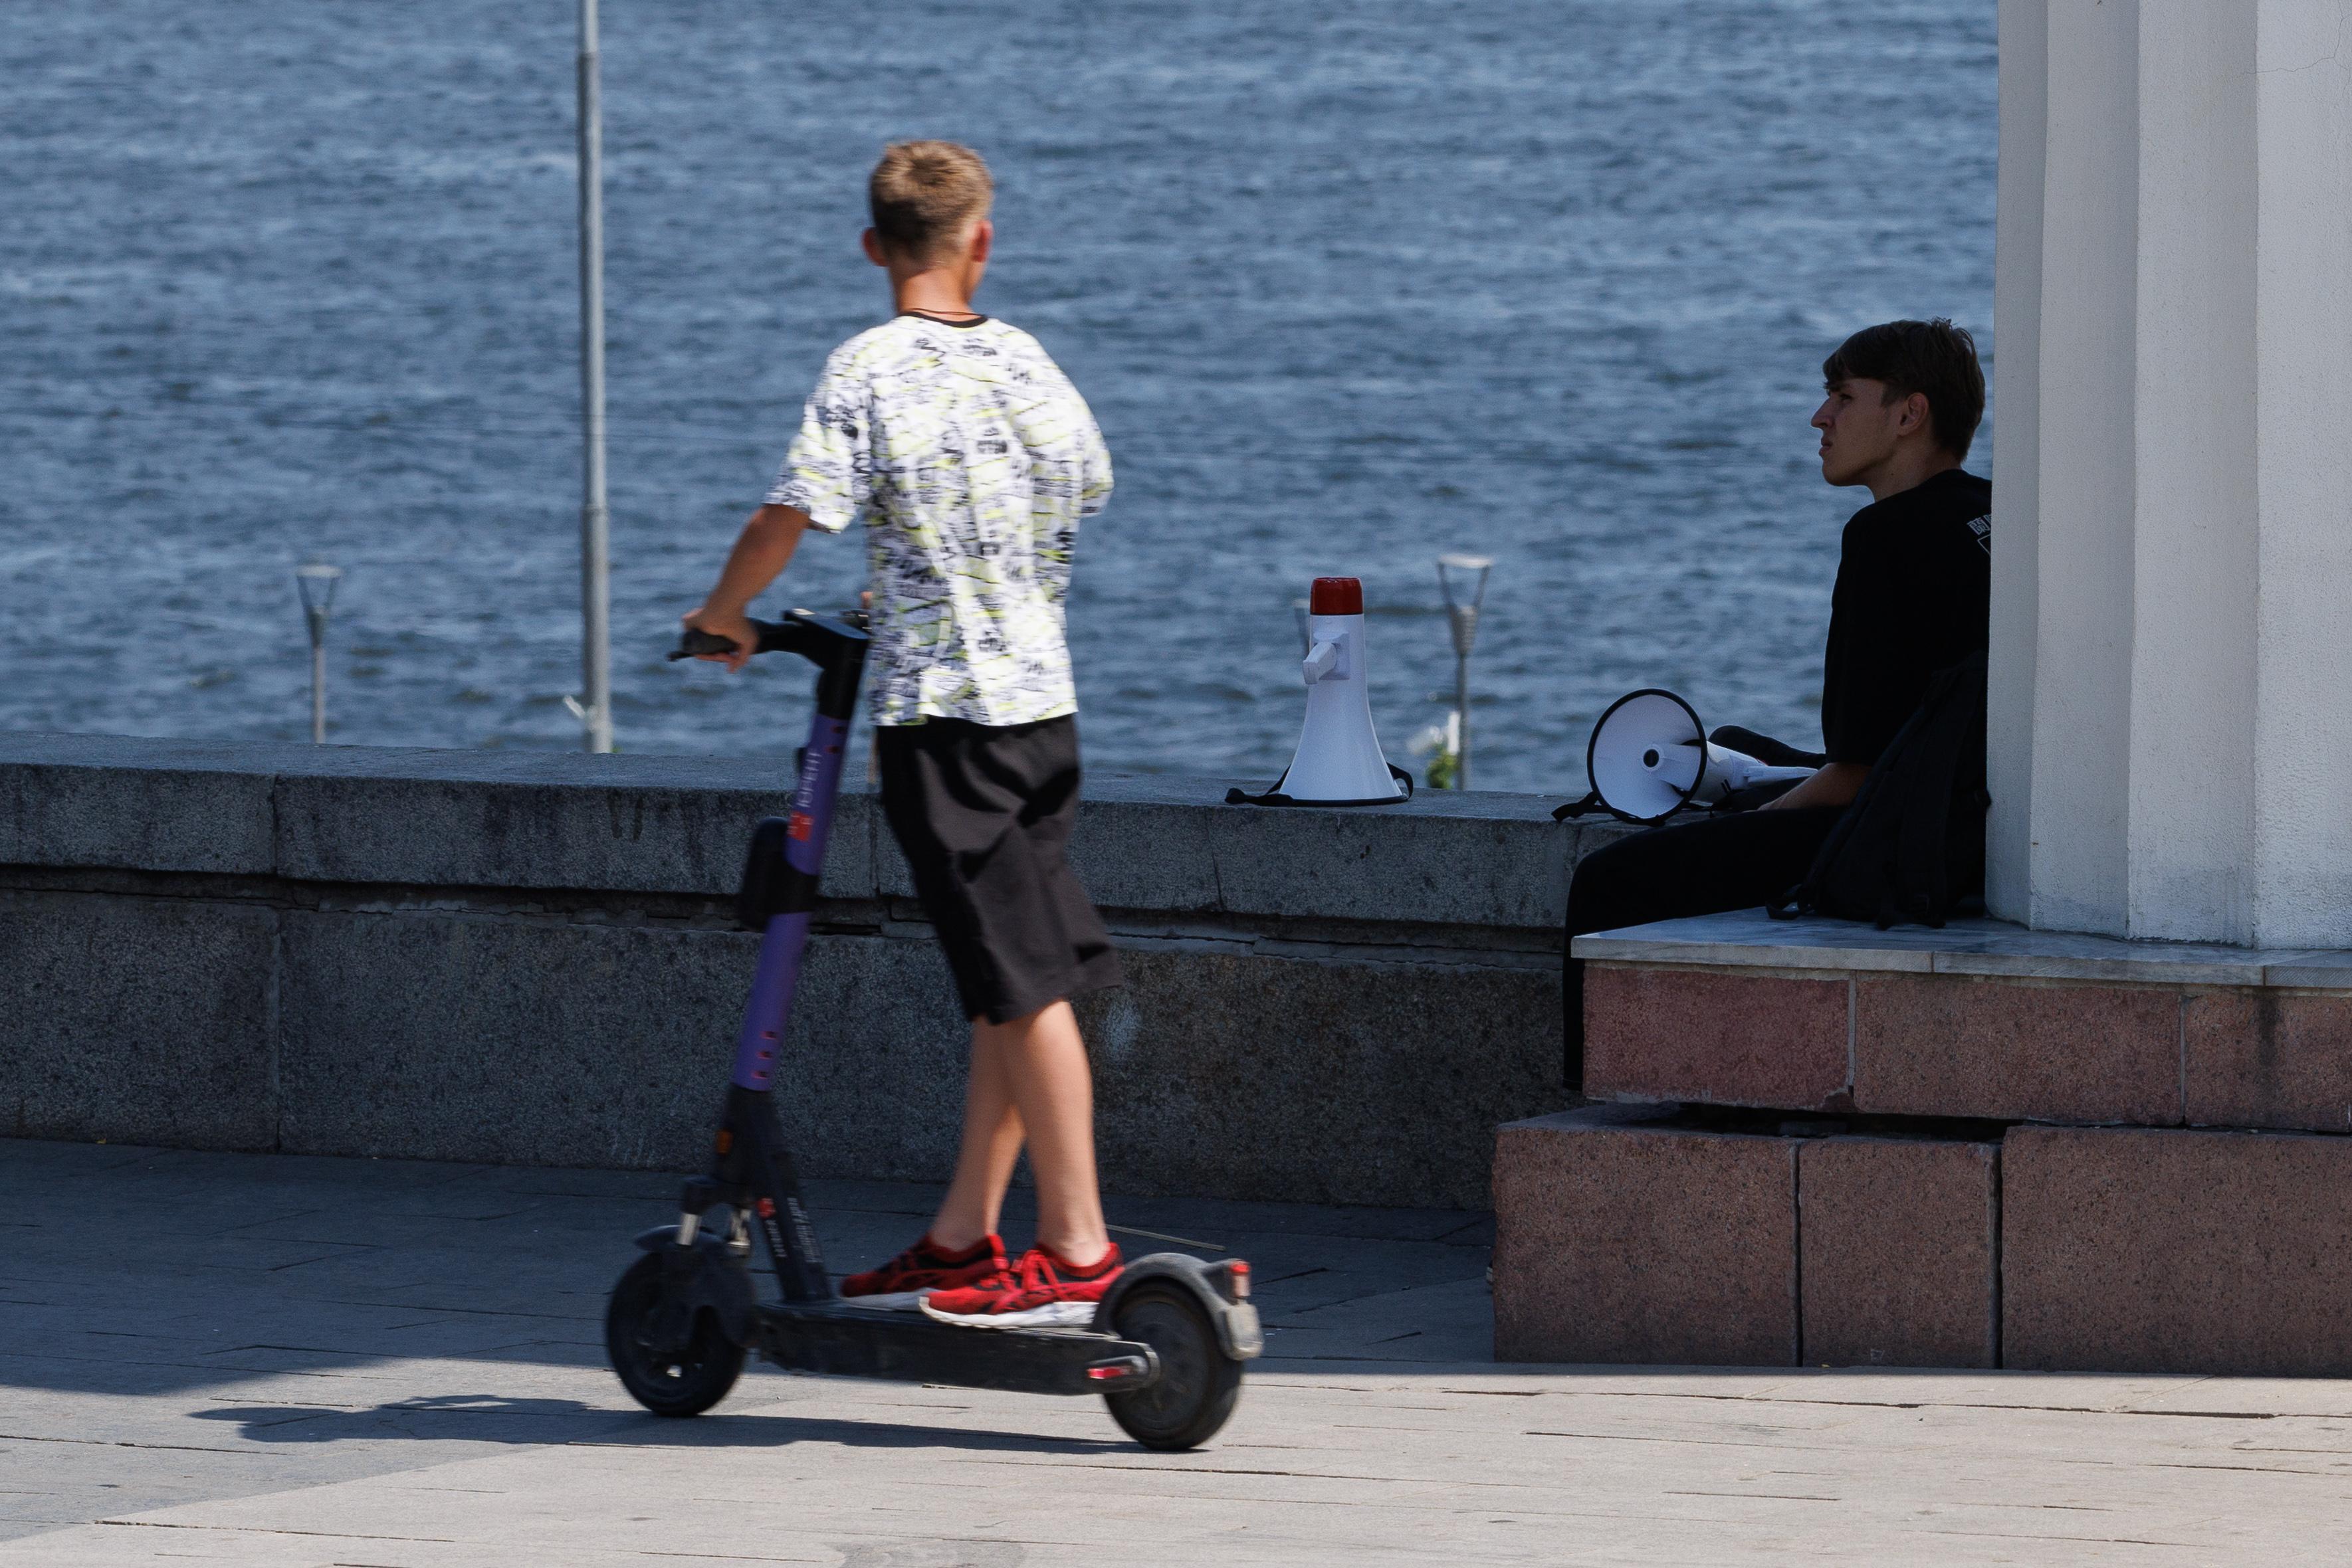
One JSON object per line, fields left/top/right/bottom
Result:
{"left": 1576, "top": 910, "right": 2352, "bottom": 1133}
{"left": 1493, "top": 1106, "right": 2352, "bottom": 1375}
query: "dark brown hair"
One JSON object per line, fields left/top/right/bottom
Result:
{"left": 868, "top": 140, "right": 993, "bottom": 263}
{"left": 1822, "top": 318, "right": 1986, "bottom": 461}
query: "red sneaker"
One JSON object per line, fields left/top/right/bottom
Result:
{"left": 920, "top": 1242, "right": 1124, "bottom": 1329}
{"left": 840, "top": 1232, "right": 1007, "bottom": 1312}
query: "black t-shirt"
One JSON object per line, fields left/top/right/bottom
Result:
{"left": 1818, "top": 468, "right": 1992, "bottom": 766}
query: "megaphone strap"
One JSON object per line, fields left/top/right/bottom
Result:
{"left": 1551, "top": 790, "right": 1606, "bottom": 822}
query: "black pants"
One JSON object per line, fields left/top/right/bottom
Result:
{"left": 1561, "top": 805, "right": 1844, "bottom": 1087}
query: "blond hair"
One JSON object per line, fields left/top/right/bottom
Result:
{"left": 868, "top": 141, "right": 994, "bottom": 262}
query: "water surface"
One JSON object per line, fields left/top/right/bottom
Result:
{"left": 2, "top": 0, "right": 1996, "bottom": 792}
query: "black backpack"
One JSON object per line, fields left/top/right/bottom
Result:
{"left": 1769, "top": 650, "right": 1989, "bottom": 930}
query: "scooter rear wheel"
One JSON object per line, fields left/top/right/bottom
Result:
{"left": 605, "top": 1252, "right": 746, "bottom": 1417}
{"left": 1101, "top": 1281, "right": 1243, "bottom": 1450}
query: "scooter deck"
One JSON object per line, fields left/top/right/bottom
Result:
{"left": 755, "top": 1300, "right": 1160, "bottom": 1397}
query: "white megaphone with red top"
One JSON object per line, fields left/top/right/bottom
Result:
{"left": 1226, "top": 576, "right": 1412, "bottom": 807}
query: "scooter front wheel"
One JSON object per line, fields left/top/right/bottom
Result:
{"left": 605, "top": 1252, "right": 746, "bottom": 1417}
{"left": 1101, "top": 1281, "right": 1244, "bottom": 1450}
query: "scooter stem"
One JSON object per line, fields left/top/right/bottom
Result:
{"left": 730, "top": 714, "right": 847, "bottom": 1091}
{"left": 710, "top": 611, "right": 869, "bottom": 1093}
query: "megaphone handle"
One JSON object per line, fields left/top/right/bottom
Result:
{"left": 1552, "top": 790, "right": 1606, "bottom": 822}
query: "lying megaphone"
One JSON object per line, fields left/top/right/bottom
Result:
{"left": 1226, "top": 576, "right": 1412, "bottom": 808}
{"left": 1554, "top": 688, "right": 1814, "bottom": 825}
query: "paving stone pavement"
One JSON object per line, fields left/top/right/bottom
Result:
{"left": 2, "top": 1138, "right": 2348, "bottom": 1565}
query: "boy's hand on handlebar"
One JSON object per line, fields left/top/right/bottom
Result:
{"left": 681, "top": 606, "right": 757, "bottom": 671}
{"left": 684, "top": 506, "right": 809, "bottom": 669}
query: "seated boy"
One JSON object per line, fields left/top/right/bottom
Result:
{"left": 684, "top": 140, "right": 1124, "bottom": 1326}
{"left": 1561, "top": 318, "right": 1993, "bottom": 1082}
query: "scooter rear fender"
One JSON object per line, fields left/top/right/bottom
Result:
{"left": 1094, "top": 1252, "right": 1264, "bottom": 1362}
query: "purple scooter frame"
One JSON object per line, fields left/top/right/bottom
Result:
{"left": 731, "top": 710, "right": 849, "bottom": 1092}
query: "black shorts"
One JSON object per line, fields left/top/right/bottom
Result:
{"left": 877, "top": 714, "right": 1123, "bottom": 1026}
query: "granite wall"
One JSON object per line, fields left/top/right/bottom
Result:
{"left": 0, "top": 733, "right": 1630, "bottom": 1209}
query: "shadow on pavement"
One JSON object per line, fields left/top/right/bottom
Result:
{"left": 0, "top": 1138, "right": 1499, "bottom": 1398}
{"left": 187, "top": 1393, "right": 1126, "bottom": 1456}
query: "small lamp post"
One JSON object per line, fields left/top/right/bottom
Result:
{"left": 294, "top": 562, "right": 343, "bottom": 745}
{"left": 1437, "top": 553, "right": 1493, "bottom": 789}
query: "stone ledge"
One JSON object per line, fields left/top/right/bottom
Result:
{"left": 0, "top": 732, "right": 1630, "bottom": 931}
{"left": 1578, "top": 910, "right": 2352, "bottom": 1134}
{"left": 2004, "top": 1125, "right": 2352, "bottom": 1377}
{"left": 1, "top": 889, "right": 278, "bottom": 1149}
{"left": 1574, "top": 908, "right": 2352, "bottom": 988}
{"left": 2183, "top": 991, "right": 2352, "bottom": 1133}
{"left": 1494, "top": 1107, "right": 2000, "bottom": 1370}
{"left": 1493, "top": 1105, "right": 1800, "bottom": 1366}
{"left": 0, "top": 734, "right": 1620, "bottom": 1207}
{"left": 1495, "top": 1110, "right": 2352, "bottom": 1374}
{"left": 0, "top": 737, "right": 276, "bottom": 876}
{"left": 1583, "top": 966, "right": 1850, "bottom": 1112}
{"left": 1, "top": 891, "right": 1562, "bottom": 1209}
{"left": 1799, "top": 1135, "right": 2000, "bottom": 1371}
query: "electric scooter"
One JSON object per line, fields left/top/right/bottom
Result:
{"left": 603, "top": 610, "right": 1261, "bottom": 1451}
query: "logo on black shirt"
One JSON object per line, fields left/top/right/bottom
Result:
{"left": 1967, "top": 514, "right": 1991, "bottom": 556}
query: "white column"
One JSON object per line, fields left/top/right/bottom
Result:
{"left": 1984, "top": 0, "right": 2044, "bottom": 928}
{"left": 2018, "top": 0, "right": 2140, "bottom": 937}
{"left": 1992, "top": 1, "right": 2352, "bottom": 947}
{"left": 2127, "top": 2, "right": 2259, "bottom": 941}
{"left": 2251, "top": 2, "right": 2352, "bottom": 947}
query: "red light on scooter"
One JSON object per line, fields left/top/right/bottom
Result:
{"left": 1085, "top": 1356, "right": 1148, "bottom": 1382}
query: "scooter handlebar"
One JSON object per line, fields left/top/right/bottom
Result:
{"left": 668, "top": 611, "right": 869, "bottom": 666}
{"left": 668, "top": 619, "right": 792, "bottom": 662}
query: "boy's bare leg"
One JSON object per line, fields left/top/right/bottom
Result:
{"left": 928, "top": 1027, "right": 1025, "bottom": 1252}
{"left": 990, "top": 1001, "right": 1111, "bottom": 1266}
{"left": 927, "top": 1001, "right": 1111, "bottom": 1266}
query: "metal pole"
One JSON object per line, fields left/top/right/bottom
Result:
{"left": 1452, "top": 646, "right": 1470, "bottom": 786}
{"left": 295, "top": 563, "right": 342, "bottom": 745}
{"left": 571, "top": 0, "right": 615, "bottom": 753}
{"left": 1437, "top": 553, "right": 1493, "bottom": 789}
{"left": 312, "top": 642, "right": 328, "bottom": 743}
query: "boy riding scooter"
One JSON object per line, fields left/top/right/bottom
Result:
{"left": 683, "top": 140, "right": 1124, "bottom": 1327}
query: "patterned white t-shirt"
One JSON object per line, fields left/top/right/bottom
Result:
{"left": 765, "top": 315, "right": 1113, "bottom": 727}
